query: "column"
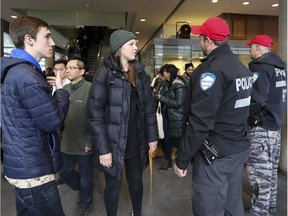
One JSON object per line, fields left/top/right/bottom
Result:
{"left": 279, "top": 0, "right": 287, "bottom": 176}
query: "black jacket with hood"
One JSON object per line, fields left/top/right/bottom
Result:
{"left": 248, "top": 52, "right": 287, "bottom": 130}
{"left": 88, "top": 52, "right": 158, "bottom": 180}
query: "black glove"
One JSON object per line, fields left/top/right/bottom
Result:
{"left": 248, "top": 107, "right": 267, "bottom": 128}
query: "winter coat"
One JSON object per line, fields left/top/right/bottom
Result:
{"left": 159, "top": 76, "right": 186, "bottom": 138}
{"left": 248, "top": 52, "right": 287, "bottom": 130}
{"left": 88, "top": 52, "right": 158, "bottom": 180}
{"left": 1, "top": 57, "right": 70, "bottom": 179}
{"left": 176, "top": 44, "right": 253, "bottom": 169}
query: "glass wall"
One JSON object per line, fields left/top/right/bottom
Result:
{"left": 140, "top": 38, "right": 251, "bottom": 78}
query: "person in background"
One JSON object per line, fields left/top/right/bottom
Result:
{"left": 155, "top": 64, "right": 186, "bottom": 172}
{"left": 58, "top": 57, "right": 94, "bottom": 216}
{"left": 67, "top": 42, "right": 80, "bottom": 60}
{"left": 79, "top": 34, "right": 90, "bottom": 64}
{"left": 45, "top": 66, "right": 54, "bottom": 76}
{"left": 51, "top": 59, "right": 70, "bottom": 95}
{"left": 182, "top": 62, "right": 195, "bottom": 85}
{"left": 151, "top": 64, "right": 168, "bottom": 95}
{"left": 245, "top": 34, "right": 287, "bottom": 216}
{"left": 84, "top": 65, "right": 94, "bottom": 82}
{"left": 1, "top": 16, "right": 69, "bottom": 216}
{"left": 88, "top": 30, "right": 158, "bottom": 216}
{"left": 174, "top": 17, "right": 253, "bottom": 216}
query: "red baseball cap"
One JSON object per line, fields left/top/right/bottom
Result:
{"left": 245, "top": 35, "right": 273, "bottom": 48}
{"left": 191, "top": 17, "right": 230, "bottom": 41}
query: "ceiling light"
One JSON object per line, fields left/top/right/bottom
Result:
{"left": 211, "top": 0, "right": 218, "bottom": 3}
{"left": 242, "top": 2, "right": 249, "bottom": 5}
{"left": 272, "top": 3, "right": 279, "bottom": 7}
{"left": 140, "top": 19, "right": 146, "bottom": 22}
{"left": 11, "top": 15, "right": 17, "bottom": 18}
{"left": 135, "top": 31, "right": 140, "bottom": 34}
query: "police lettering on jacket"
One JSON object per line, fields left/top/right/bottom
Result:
{"left": 236, "top": 76, "right": 253, "bottom": 92}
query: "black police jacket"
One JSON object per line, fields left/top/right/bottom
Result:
{"left": 176, "top": 44, "right": 253, "bottom": 170}
{"left": 248, "top": 52, "right": 287, "bottom": 130}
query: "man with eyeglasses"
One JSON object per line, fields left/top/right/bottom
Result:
{"left": 57, "top": 57, "right": 94, "bottom": 216}
{"left": 51, "top": 59, "right": 71, "bottom": 95}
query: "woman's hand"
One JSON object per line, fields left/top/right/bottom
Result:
{"left": 149, "top": 141, "right": 158, "bottom": 153}
{"left": 99, "top": 153, "right": 113, "bottom": 168}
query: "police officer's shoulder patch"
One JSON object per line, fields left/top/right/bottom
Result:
{"left": 252, "top": 72, "right": 259, "bottom": 83}
{"left": 200, "top": 72, "right": 216, "bottom": 91}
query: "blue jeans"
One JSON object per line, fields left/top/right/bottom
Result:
{"left": 58, "top": 153, "right": 93, "bottom": 209}
{"left": 12, "top": 181, "right": 65, "bottom": 216}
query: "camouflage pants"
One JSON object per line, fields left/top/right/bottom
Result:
{"left": 246, "top": 126, "right": 281, "bottom": 215}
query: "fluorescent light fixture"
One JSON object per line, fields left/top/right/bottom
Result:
{"left": 11, "top": 15, "right": 18, "bottom": 18}
{"left": 135, "top": 31, "right": 140, "bottom": 34}
{"left": 272, "top": 3, "right": 279, "bottom": 7}
{"left": 242, "top": 1, "right": 249, "bottom": 5}
{"left": 140, "top": 19, "right": 146, "bottom": 22}
{"left": 211, "top": 0, "right": 218, "bottom": 3}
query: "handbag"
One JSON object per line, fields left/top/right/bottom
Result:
{"left": 47, "top": 132, "right": 63, "bottom": 173}
{"left": 156, "top": 102, "right": 165, "bottom": 139}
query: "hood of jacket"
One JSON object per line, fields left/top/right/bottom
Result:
{"left": 249, "top": 52, "right": 286, "bottom": 69}
{"left": 1, "top": 57, "right": 28, "bottom": 83}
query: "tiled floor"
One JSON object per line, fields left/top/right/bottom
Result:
{"left": 1, "top": 157, "right": 287, "bottom": 215}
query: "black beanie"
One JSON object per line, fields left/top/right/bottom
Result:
{"left": 185, "top": 63, "right": 194, "bottom": 70}
{"left": 110, "top": 30, "right": 137, "bottom": 53}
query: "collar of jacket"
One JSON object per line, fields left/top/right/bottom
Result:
{"left": 68, "top": 78, "right": 86, "bottom": 91}
{"left": 10, "top": 49, "right": 42, "bottom": 71}
{"left": 201, "top": 43, "right": 233, "bottom": 63}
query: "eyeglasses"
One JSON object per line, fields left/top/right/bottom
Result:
{"left": 53, "top": 68, "right": 66, "bottom": 72}
{"left": 65, "top": 66, "right": 82, "bottom": 71}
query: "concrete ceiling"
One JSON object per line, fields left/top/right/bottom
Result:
{"left": 1, "top": 0, "right": 280, "bottom": 50}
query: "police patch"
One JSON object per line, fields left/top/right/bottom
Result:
{"left": 200, "top": 72, "right": 216, "bottom": 91}
{"left": 252, "top": 72, "right": 259, "bottom": 83}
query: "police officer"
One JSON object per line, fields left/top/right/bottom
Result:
{"left": 245, "top": 35, "right": 287, "bottom": 215}
{"left": 174, "top": 17, "right": 253, "bottom": 216}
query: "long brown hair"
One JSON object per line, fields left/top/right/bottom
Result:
{"left": 114, "top": 52, "right": 136, "bottom": 87}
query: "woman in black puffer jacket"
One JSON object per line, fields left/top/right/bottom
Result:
{"left": 88, "top": 30, "right": 158, "bottom": 216}
{"left": 155, "top": 64, "right": 186, "bottom": 172}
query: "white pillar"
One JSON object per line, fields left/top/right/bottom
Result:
{"left": 279, "top": 0, "right": 287, "bottom": 176}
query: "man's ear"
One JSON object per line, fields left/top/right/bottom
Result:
{"left": 80, "top": 68, "right": 85, "bottom": 76}
{"left": 24, "top": 34, "right": 34, "bottom": 46}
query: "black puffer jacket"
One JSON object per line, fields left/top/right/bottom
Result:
{"left": 88, "top": 52, "right": 158, "bottom": 180}
{"left": 159, "top": 76, "right": 186, "bottom": 138}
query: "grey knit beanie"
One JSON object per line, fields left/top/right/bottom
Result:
{"left": 110, "top": 30, "right": 137, "bottom": 53}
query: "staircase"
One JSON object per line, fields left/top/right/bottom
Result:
{"left": 86, "top": 44, "right": 102, "bottom": 74}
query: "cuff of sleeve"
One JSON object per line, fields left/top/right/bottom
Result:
{"left": 176, "top": 158, "right": 190, "bottom": 170}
